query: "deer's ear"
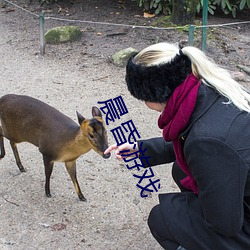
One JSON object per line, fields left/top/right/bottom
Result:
{"left": 92, "top": 106, "right": 102, "bottom": 118}
{"left": 76, "top": 111, "right": 85, "bottom": 125}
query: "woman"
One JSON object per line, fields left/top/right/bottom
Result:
{"left": 104, "top": 42, "right": 250, "bottom": 250}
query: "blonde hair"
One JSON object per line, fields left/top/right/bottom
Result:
{"left": 134, "top": 42, "right": 250, "bottom": 113}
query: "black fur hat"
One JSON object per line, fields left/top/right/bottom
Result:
{"left": 125, "top": 52, "right": 192, "bottom": 103}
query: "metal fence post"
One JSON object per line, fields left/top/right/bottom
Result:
{"left": 188, "top": 25, "right": 195, "bottom": 46}
{"left": 39, "top": 11, "right": 45, "bottom": 55}
{"left": 202, "top": 0, "right": 208, "bottom": 51}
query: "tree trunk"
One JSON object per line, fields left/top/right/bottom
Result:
{"left": 171, "top": 0, "right": 198, "bottom": 25}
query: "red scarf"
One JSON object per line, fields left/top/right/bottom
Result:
{"left": 158, "top": 73, "right": 201, "bottom": 194}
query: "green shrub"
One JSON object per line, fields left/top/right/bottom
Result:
{"left": 213, "top": 0, "right": 250, "bottom": 17}
{"left": 196, "top": 0, "right": 216, "bottom": 15}
{"left": 136, "top": 0, "right": 172, "bottom": 15}
{"left": 136, "top": 0, "right": 250, "bottom": 18}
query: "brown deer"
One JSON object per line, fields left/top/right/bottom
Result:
{"left": 0, "top": 94, "right": 110, "bottom": 201}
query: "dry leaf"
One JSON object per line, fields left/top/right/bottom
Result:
{"left": 51, "top": 223, "right": 67, "bottom": 231}
{"left": 143, "top": 12, "right": 155, "bottom": 18}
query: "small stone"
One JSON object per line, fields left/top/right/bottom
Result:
{"left": 112, "top": 47, "right": 138, "bottom": 67}
{"left": 133, "top": 198, "right": 140, "bottom": 205}
{"left": 39, "top": 223, "right": 50, "bottom": 228}
{"left": 45, "top": 26, "right": 82, "bottom": 44}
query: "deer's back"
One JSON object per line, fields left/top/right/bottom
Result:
{"left": 0, "top": 94, "right": 79, "bottom": 147}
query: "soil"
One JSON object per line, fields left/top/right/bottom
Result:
{"left": 0, "top": 0, "right": 249, "bottom": 249}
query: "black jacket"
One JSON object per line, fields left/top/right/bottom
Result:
{"left": 139, "top": 84, "right": 250, "bottom": 249}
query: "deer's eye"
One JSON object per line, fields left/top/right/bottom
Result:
{"left": 89, "top": 133, "right": 94, "bottom": 139}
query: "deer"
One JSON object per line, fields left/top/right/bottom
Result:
{"left": 0, "top": 94, "right": 110, "bottom": 202}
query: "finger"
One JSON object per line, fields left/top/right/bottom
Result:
{"left": 117, "top": 142, "right": 133, "bottom": 152}
{"left": 115, "top": 155, "right": 123, "bottom": 160}
{"left": 114, "top": 148, "right": 126, "bottom": 160}
{"left": 115, "top": 148, "right": 121, "bottom": 157}
{"left": 104, "top": 144, "right": 118, "bottom": 154}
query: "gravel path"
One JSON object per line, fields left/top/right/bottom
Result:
{"left": 0, "top": 1, "right": 249, "bottom": 249}
{"left": 0, "top": 4, "right": 176, "bottom": 250}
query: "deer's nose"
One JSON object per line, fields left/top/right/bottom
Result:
{"left": 103, "top": 152, "right": 111, "bottom": 159}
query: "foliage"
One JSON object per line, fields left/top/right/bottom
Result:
{"left": 135, "top": 0, "right": 250, "bottom": 17}
{"left": 211, "top": 0, "right": 238, "bottom": 17}
{"left": 214, "top": 0, "right": 250, "bottom": 17}
{"left": 135, "top": 0, "right": 172, "bottom": 15}
{"left": 196, "top": 0, "right": 216, "bottom": 15}
{"left": 239, "top": 0, "right": 250, "bottom": 9}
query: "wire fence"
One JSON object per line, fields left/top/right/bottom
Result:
{"left": 3, "top": 0, "right": 250, "bottom": 55}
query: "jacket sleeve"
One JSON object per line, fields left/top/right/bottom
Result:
{"left": 137, "top": 137, "right": 176, "bottom": 168}
{"left": 185, "top": 136, "right": 248, "bottom": 237}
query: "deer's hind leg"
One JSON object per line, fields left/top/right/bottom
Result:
{"left": 0, "top": 126, "right": 5, "bottom": 159}
{"left": 10, "top": 141, "right": 26, "bottom": 172}
{"left": 65, "top": 161, "right": 86, "bottom": 202}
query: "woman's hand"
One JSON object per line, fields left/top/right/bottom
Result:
{"left": 104, "top": 142, "right": 138, "bottom": 160}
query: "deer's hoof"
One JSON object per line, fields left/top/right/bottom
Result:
{"left": 79, "top": 196, "right": 87, "bottom": 202}
{"left": 46, "top": 193, "right": 52, "bottom": 198}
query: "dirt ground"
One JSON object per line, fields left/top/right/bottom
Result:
{"left": 0, "top": 0, "right": 249, "bottom": 249}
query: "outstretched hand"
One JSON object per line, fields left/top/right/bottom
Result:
{"left": 104, "top": 142, "right": 138, "bottom": 160}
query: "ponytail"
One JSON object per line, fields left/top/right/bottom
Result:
{"left": 182, "top": 46, "right": 250, "bottom": 112}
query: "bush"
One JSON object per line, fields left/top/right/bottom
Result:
{"left": 136, "top": 0, "right": 250, "bottom": 18}
{"left": 135, "top": 0, "right": 172, "bottom": 15}
{"left": 212, "top": 0, "right": 250, "bottom": 17}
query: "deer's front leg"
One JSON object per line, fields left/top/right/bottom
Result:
{"left": 43, "top": 155, "right": 54, "bottom": 198}
{"left": 65, "top": 160, "right": 86, "bottom": 202}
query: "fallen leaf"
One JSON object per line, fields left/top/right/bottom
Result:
{"left": 143, "top": 12, "right": 155, "bottom": 18}
{"left": 51, "top": 223, "right": 67, "bottom": 231}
